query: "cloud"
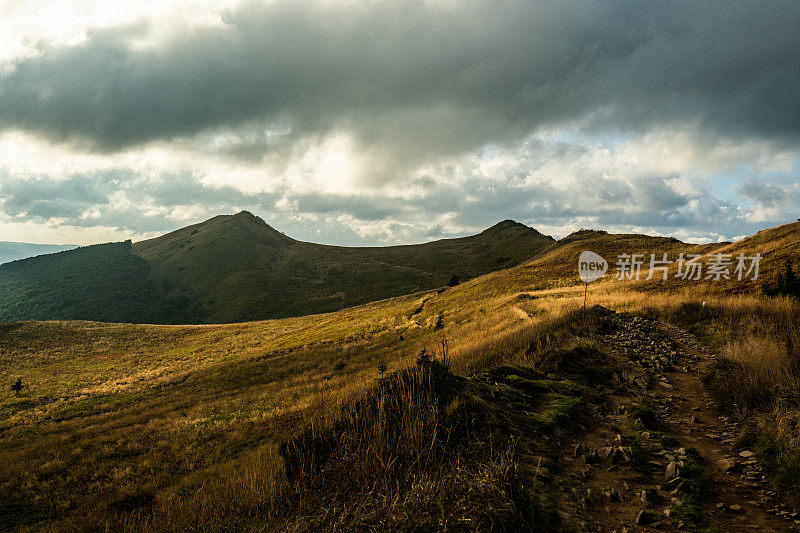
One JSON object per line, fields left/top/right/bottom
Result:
{"left": 739, "top": 178, "right": 800, "bottom": 223}
{"left": 5, "top": 131, "right": 790, "bottom": 246}
{"left": 1, "top": 0, "right": 799, "bottom": 169}
{"left": 0, "top": 0, "right": 799, "bottom": 245}
{"left": 0, "top": 170, "right": 277, "bottom": 233}
{"left": 0, "top": 173, "right": 112, "bottom": 220}
{"left": 740, "top": 179, "right": 800, "bottom": 208}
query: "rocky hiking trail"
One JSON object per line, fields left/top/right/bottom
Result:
{"left": 273, "top": 307, "right": 799, "bottom": 531}
{"left": 551, "top": 309, "right": 797, "bottom": 532}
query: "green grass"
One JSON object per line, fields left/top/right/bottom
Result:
{"left": 743, "top": 413, "right": 800, "bottom": 487}
{"left": 669, "top": 448, "right": 715, "bottom": 530}
{"left": 630, "top": 399, "right": 659, "bottom": 430}
{"left": 0, "top": 220, "right": 797, "bottom": 529}
{"left": 0, "top": 297, "right": 605, "bottom": 529}
{"left": 641, "top": 292, "right": 800, "bottom": 492}
{"left": 0, "top": 241, "right": 201, "bottom": 324}
{"left": 533, "top": 394, "right": 583, "bottom": 428}
{"left": 0, "top": 212, "right": 556, "bottom": 324}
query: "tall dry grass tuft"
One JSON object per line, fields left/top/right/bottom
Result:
{"left": 118, "top": 353, "right": 547, "bottom": 531}
{"left": 272, "top": 357, "right": 544, "bottom": 531}
{"left": 120, "top": 446, "right": 290, "bottom": 532}
{"left": 640, "top": 296, "right": 800, "bottom": 409}
{"left": 714, "top": 337, "right": 799, "bottom": 409}
{"left": 639, "top": 294, "right": 800, "bottom": 487}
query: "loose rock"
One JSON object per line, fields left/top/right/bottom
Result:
{"left": 665, "top": 461, "right": 678, "bottom": 479}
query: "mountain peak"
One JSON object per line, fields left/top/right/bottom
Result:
{"left": 227, "top": 210, "right": 269, "bottom": 227}
{"left": 495, "top": 219, "right": 524, "bottom": 228}
{"left": 230, "top": 210, "right": 259, "bottom": 221}
{"left": 1, "top": 211, "right": 557, "bottom": 324}
{"left": 481, "top": 219, "right": 548, "bottom": 238}
{"left": 218, "top": 211, "right": 293, "bottom": 240}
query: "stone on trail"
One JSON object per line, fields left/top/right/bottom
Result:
{"left": 664, "top": 460, "right": 679, "bottom": 479}
{"left": 739, "top": 450, "right": 755, "bottom": 458}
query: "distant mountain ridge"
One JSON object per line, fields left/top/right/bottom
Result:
{"left": 0, "top": 241, "right": 77, "bottom": 265}
{"left": 132, "top": 212, "right": 556, "bottom": 322}
{"left": 0, "top": 212, "right": 555, "bottom": 324}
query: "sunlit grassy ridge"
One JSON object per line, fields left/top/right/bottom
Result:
{"left": 133, "top": 212, "right": 556, "bottom": 322}
{"left": 0, "top": 213, "right": 555, "bottom": 325}
{"left": 0, "top": 220, "right": 798, "bottom": 530}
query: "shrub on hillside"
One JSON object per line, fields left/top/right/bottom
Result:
{"left": 764, "top": 261, "right": 800, "bottom": 299}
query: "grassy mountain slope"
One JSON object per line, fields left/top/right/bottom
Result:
{"left": 0, "top": 242, "right": 77, "bottom": 265}
{"left": 131, "top": 211, "right": 556, "bottom": 322}
{"left": 0, "top": 220, "right": 797, "bottom": 529}
{"left": 0, "top": 241, "right": 203, "bottom": 324}
{"left": 0, "top": 212, "right": 553, "bottom": 324}
{"left": 702, "top": 220, "right": 800, "bottom": 292}
{"left": 491, "top": 221, "right": 800, "bottom": 296}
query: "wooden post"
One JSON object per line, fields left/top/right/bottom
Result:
{"left": 584, "top": 282, "right": 588, "bottom": 310}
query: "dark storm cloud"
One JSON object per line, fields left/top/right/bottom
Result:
{"left": 1, "top": 0, "right": 799, "bottom": 168}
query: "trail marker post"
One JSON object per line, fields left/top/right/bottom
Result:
{"left": 584, "top": 282, "right": 588, "bottom": 310}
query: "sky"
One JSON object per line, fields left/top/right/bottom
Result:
{"left": 0, "top": 0, "right": 798, "bottom": 246}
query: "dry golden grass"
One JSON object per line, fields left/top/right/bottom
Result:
{"left": 0, "top": 220, "right": 798, "bottom": 530}
{"left": 720, "top": 337, "right": 797, "bottom": 403}
{"left": 119, "top": 361, "right": 547, "bottom": 531}
{"left": 628, "top": 293, "right": 800, "bottom": 487}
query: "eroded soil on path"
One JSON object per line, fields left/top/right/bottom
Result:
{"left": 553, "top": 310, "right": 798, "bottom": 532}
